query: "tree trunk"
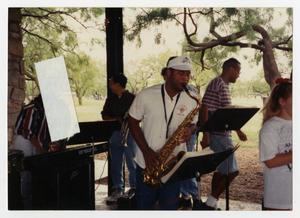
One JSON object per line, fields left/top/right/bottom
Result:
{"left": 78, "top": 96, "right": 83, "bottom": 105}
{"left": 253, "top": 25, "right": 281, "bottom": 89}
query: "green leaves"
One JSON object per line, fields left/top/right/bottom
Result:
{"left": 125, "top": 8, "right": 174, "bottom": 44}
{"left": 21, "top": 7, "right": 104, "bottom": 98}
{"left": 65, "top": 52, "right": 105, "bottom": 105}
{"left": 250, "top": 71, "right": 270, "bottom": 97}
{"left": 126, "top": 50, "right": 174, "bottom": 93}
{"left": 225, "top": 8, "right": 239, "bottom": 17}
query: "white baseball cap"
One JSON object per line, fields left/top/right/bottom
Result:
{"left": 167, "top": 56, "right": 192, "bottom": 71}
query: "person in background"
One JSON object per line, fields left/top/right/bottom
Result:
{"left": 259, "top": 78, "right": 292, "bottom": 210}
{"left": 101, "top": 74, "right": 137, "bottom": 204}
{"left": 11, "top": 94, "right": 65, "bottom": 208}
{"left": 200, "top": 58, "right": 247, "bottom": 210}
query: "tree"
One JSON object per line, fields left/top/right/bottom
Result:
{"left": 65, "top": 53, "right": 103, "bottom": 105}
{"left": 125, "top": 8, "right": 292, "bottom": 89}
{"left": 21, "top": 8, "right": 104, "bottom": 96}
{"left": 126, "top": 50, "right": 175, "bottom": 93}
{"left": 249, "top": 71, "right": 270, "bottom": 98}
{"left": 126, "top": 49, "right": 217, "bottom": 96}
{"left": 188, "top": 51, "right": 218, "bottom": 95}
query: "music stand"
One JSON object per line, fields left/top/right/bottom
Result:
{"left": 162, "top": 145, "right": 239, "bottom": 184}
{"left": 67, "top": 120, "right": 120, "bottom": 145}
{"left": 198, "top": 107, "right": 259, "bottom": 132}
{"left": 199, "top": 106, "right": 259, "bottom": 210}
{"left": 66, "top": 120, "right": 120, "bottom": 196}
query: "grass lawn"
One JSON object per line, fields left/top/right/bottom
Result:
{"left": 74, "top": 97, "right": 105, "bottom": 122}
{"left": 74, "top": 96, "right": 264, "bottom": 148}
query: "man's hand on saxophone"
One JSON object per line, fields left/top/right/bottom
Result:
{"left": 142, "top": 146, "right": 159, "bottom": 170}
{"left": 128, "top": 114, "right": 160, "bottom": 169}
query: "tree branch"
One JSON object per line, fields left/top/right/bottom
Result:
{"left": 221, "top": 41, "right": 263, "bottom": 50}
{"left": 24, "top": 70, "right": 36, "bottom": 81}
{"left": 274, "top": 35, "right": 292, "bottom": 46}
{"left": 272, "top": 35, "right": 292, "bottom": 51}
{"left": 22, "top": 27, "right": 78, "bottom": 54}
{"left": 187, "top": 8, "right": 197, "bottom": 37}
{"left": 174, "top": 8, "right": 213, "bottom": 16}
{"left": 252, "top": 24, "right": 271, "bottom": 40}
{"left": 22, "top": 8, "right": 87, "bottom": 30}
{"left": 183, "top": 8, "right": 247, "bottom": 49}
{"left": 183, "top": 8, "right": 196, "bottom": 46}
{"left": 273, "top": 46, "right": 292, "bottom": 51}
{"left": 209, "top": 9, "right": 222, "bottom": 39}
{"left": 22, "top": 27, "right": 55, "bottom": 46}
{"left": 173, "top": 17, "right": 183, "bottom": 25}
{"left": 39, "top": 8, "right": 88, "bottom": 29}
{"left": 200, "top": 50, "right": 208, "bottom": 70}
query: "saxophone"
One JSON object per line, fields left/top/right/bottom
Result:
{"left": 143, "top": 87, "right": 201, "bottom": 186}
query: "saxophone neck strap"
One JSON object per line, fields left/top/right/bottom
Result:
{"left": 161, "top": 84, "right": 181, "bottom": 139}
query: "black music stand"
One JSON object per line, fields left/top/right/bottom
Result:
{"left": 67, "top": 120, "right": 120, "bottom": 145}
{"left": 161, "top": 145, "right": 239, "bottom": 184}
{"left": 198, "top": 107, "right": 259, "bottom": 132}
{"left": 198, "top": 107, "right": 259, "bottom": 210}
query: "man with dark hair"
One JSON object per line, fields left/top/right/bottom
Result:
{"left": 222, "top": 58, "right": 241, "bottom": 71}
{"left": 101, "top": 74, "right": 137, "bottom": 204}
{"left": 200, "top": 57, "right": 247, "bottom": 210}
{"left": 110, "top": 74, "right": 128, "bottom": 89}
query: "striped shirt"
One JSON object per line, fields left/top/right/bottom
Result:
{"left": 202, "top": 76, "right": 231, "bottom": 135}
{"left": 15, "top": 99, "right": 51, "bottom": 151}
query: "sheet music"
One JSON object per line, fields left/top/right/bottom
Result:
{"left": 35, "top": 56, "right": 80, "bottom": 141}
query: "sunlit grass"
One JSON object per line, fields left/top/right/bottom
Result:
{"left": 74, "top": 97, "right": 105, "bottom": 122}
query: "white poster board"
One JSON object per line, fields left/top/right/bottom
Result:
{"left": 35, "top": 56, "right": 80, "bottom": 142}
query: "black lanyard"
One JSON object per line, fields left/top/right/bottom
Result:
{"left": 161, "top": 84, "right": 181, "bottom": 139}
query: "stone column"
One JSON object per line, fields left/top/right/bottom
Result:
{"left": 8, "top": 8, "right": 25, "bottom": 145}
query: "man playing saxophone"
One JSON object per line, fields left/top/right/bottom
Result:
{"left": 128, "top": 56, "right": 200, "bottom": 210}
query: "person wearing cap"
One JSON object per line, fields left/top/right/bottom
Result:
{"left": 200, "top": 58, "right": 247, "bottom": 210}
{"left": 161, "top": 56, "right": 202, "bottom": 210}
{"left": 128, "top": 56, "right": 200, "bottom": 209}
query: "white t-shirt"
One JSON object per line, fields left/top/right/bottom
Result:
{"left": 259, "top": 116, "right": 292, "bottom": 209}
{"left": 129, "top": 84, "right": 199, "bottom": 169}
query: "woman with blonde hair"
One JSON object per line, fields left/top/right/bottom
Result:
{"left": 259, "top": 78, "right": 292, "bottom": 210}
